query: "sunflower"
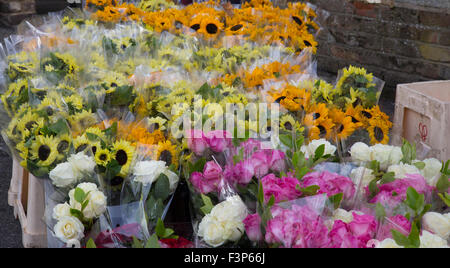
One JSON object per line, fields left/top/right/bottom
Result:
{"left": 345, "top": 104, "right": 364, "bottom": 128}
{"left": 63, "top": 95, "right": 84, "bottom": 114}
{"left": 37, "top": 96, "right": 61, "bottom": 117}
{"left": 6, "top": 118, "right": 22, "bottom": 142}
{"left": 17, "top": 111, "right": 40, "bottom": 134}
{"left": 56, "top": 134, "right": 71, "bottom": 159}
{"left": 367, "top": 119, "right": 390, "bottom": 145}
{"left": 329, "top": 109, "right": 356, "bottom": 140}
{"left": 112, "top": 140, "right": 135, "bottom": 175}
{"left": 199, "top": 17, "right": 224, "bottom": 39}
{"left": 69, "top": 110, "right": 98, "bottom": 133}
{"left": 95, "top": 148, "right": 112, "bottom": 166}
{"left": 156, "top": 140, "right": 178, "bottom": 168}
{"left": 280, "top": 114, "right": 302, "bottom": 133}
{"left": 148, "top": 116, "right": 167, "bottom": 131}
{"left": 30, "top": 135, "right": 59, "bottom": 167}
{"left": 304, "top": 103, "right": 329, "bottom": 127}
{"left": 73, "top": 135, "right": 90, "bottom": 153}
{"left": 308, "top": 117, "right": 334, "bottom": 140}
{"left": 85, "top": 127, "right": 107, "bottom": 141}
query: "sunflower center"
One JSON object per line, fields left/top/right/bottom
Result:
{"left": 351, "top": 116, "right": 359, "bottom": 124}
{"left": 374, "top": 127, "right": 384, "bottom": 142}
{"left": 361, "top": 111, "right": 372, "bottom": 119}
{"left": 25, "top": 121, "right": 36, "bottom": 131}
{"left": 284, "top": 122, "right": 293, "bottom": 131}
{"left": 92, "top": 146, "right": 97, "bottom": 155}
{"left": 230, "top": 24, "right": 243, "bottom": 31}
{"left": 206, "top": 23, "right": 218, "bottom": 34}
{"left": 38, "top": 145, "right": 51, "bottom": 161}
{"left": 318, "top": 125, "right": 327, "bottom": 137}
{"left": 275, "top": 96, "right": 286, "bottom": 103}
{"left": 116, "top": 150, "right": 128, "bottom": 166}
{"left": 190, "top": 24, "right": 200, "bottom": 31}
{"left": 57, "top": 140, "right": 69, "bottom": 154}
{"left": 338, "top": 124, "right": 344, "bottom": 134}
{"left": 312, "top": 113, "right": 321, "bottom": 120}
{"left": 76, "top": 144, "right": 88, "bottom": 153}
{"left": 304, "top": 40, "right": 312, "bottom": 47}
{"left": 46, "top": 107, "right": 54, "bottom": 116}
{"left": 111, "top": 176, "right": 124, "bottom": 186}
{"left": 100, "top": 154, "right": 107, "bottom": 161}
{"left": 292, "top": 16, "right": 303, "bottom": 26}
{"left": 159, "top": 150, "right": 173, "bottom": 165}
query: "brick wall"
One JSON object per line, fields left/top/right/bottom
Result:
{"left": 0, "top": 0, "right": 36, "bottom": 25}
{"left": 306, "top": 0, "right": 450, "bottom": 101}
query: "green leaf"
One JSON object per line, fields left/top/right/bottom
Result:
{"left": 279, "top": 134, "right": 293, "bottom": 149}
{"left": 191, "top": 158, "right": 206, "bottom": 174}
{"left": 257, "top": 182, "right": 264, "bottom": 206}
{"left": 407, "top": 224, "right": 420, "bottom": 248}
{"left": 295, "top": 135, "right": 305, "bottom": 149}
{"left": 313, "top": 144, "right": 325, "bottom": 161}
{"left": 267, "top": 195, "right": 275, "bottom": 207}
{"left": 48, "top": 118, "right": 69, "bottom": 135}
{"left": 200, "top": 194, "right": 214, "bottom": 215}
{"left": 438, "top": 192, "right": 450, "bottom": 207}
{"left": 300, "top": 185, "right": 320, "bottom": 196}
{"left": 74, "top": 187, "right": 86, "bottom": 204}
{"left": 70, "top": 208, "right": 83, "bottom": 220}
{"left": 380, "top": 172, "right": 395, "bottom": 184}
{"left": 295, "top": 166, "right": 310, "bottom": 181}
{"left": 405, "top": 187, "right": 423, "bottom": 212}
{"left": 81, "top": 199, "right": 90, "bottom": 211}
{"left": 105, "top": 159, "right": 121, "bottom": 180}
{"left": 391, "top": 229, "right": 410, "bottom": 247}
{"left": 154, "top": 174, "right": 170, "bottom": 200}
{"left": 145, "top": 234, "right": 161, "bottom": 248}
{"left": 328, "top": 193, "right": 343, "bottom": 210}
{"left": 375, "top": 203, "right": 386, "bottom": 220}
{"left": 155, "top": 218, "right": 166, "bottom": 238}
{"left": 147, "top": 197, "right": 164, "bottom": 222}
{"left": 86, "top": 132, "right": 99, "bottom": 141}
{"left": 413, "top": 161, "right": 425, "bottom": 170}
{"left": 436, "top": 174, "right": 450, "bottom": 193}
{"left": 368, "top": 178, "right": 380, "bottom": 197}
{"left": 104, "top": 122, "right": 117, "bottom": 139}
{"left": 86, "top": 238, "right": 97, "bottom": 248}
{"left": 110, "top": 85, "right": 135, "bottom": 106}
{"left": 401, "top": 140, "right": 416, "bottom": 164}
{"left": 132, "top": 236, "right": 143, "bottom": 248}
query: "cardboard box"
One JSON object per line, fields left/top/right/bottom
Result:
{"left": 392, "top": 80, "right": 450, "bottom": 161}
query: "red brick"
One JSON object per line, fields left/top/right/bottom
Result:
{"left": 353, "top": 2, "right": 378, "bottom": 19}
{"left": 419, "top": 10, "right": 450, "bottom": 28}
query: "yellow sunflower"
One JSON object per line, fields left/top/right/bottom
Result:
{"left": 56, "top": 134, "right": 71, "bottom": 160}
{"left": 199, "top": 17, "right": 224, "bottom": 39}
{"left": 304, "top": 103, "right": 329, "bottom": 127}
{"left": 308, "top": 117, "right": 334, "bottom": 140}
{"left": 148, "top": 116, "right": 167, "bottom": 131}
{"left": 73, "top": 135, "right": 90, "bottom": 153}
{"left": 367, "top": 119, "right": 390, "bottom": 145}
{"left": 156, "top": 140, "right": 178, "bottom": 168}
{"left": 280, "top": 114, "right": 302, "bottom": 133}
{"left": 330, "top": 109, "right": 356, "bottom": 140}
{"left": 30, "top": 135, "right": 59, "bottom": 167}
{"left": 112, "top": 140, "right": 135, "bottom": 175}
{"left": 95, "top": 148, "right": 112, "bottom": 167}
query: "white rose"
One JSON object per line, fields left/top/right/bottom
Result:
{"left": 133, "top": 160, "right": 167, "bottom": 185}
{"left": 49, "top": 162, "right": 78, "bottom": 188}
{"left": 422, "top": 212, "right": 450, "bottom": 240}
{"left": 350, "top": 142, "right": 371, "bottom": 163}
{"left": 371, "top": 144, "right": 392, "bottom": 170}
{"left": 198, "top": 214, "right": 227, "bottom": 247}
{"left": 375, "top": 238, "right": 402, "bottom": 248}
{"left": 301, "top": 139, "right": 336, "bottom": 159}
{"left": 53, "top": 216, "right": 84, "bottom": 243}
{"left": 198, "top": 195, "right": 248, "bottom": 247}
{"left": 388, "top": 147, "right": 403, "bottom": 166}
{"left": 52, "top": 202, "right": 71, "bottom": 220}
{"left": 69, "top": 182, "right": 99, "bottom": 205}
{"left": 67, "top": 152, "right": 96, "bottom": 176}
{"left": 211, "top": 195, "right": 248, "bottom": 223}
{"left": 163, "top": 169, "right": 179, "bottom": 193}
{"left": 332, "top": 208, "right": 354, "bottom": 223}
{"left": 350, "top": 167, "right": 375, "bottom": 188}
{"left": 387, "top": 163, "right": 420, "bottom": 179}
{"left": 416, "top": 158, "right": 442, "bottom": 186}
{"left": 420, "top": 230, "right": 449, "bottom": 248}
{"left": 82, "top": 190, "right": 107, "bottom": 219}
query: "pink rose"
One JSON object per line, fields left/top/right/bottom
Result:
{"left": 232, "top": 160, "right": 255, "bottom": 185}
{"left": 348, "top": 213, "right": 377, "bottom": 244}
{"left": 203, "top": 161, "right": 223, "bottom": 181}
{"left": 369, "top": 174, "right": 433, "bottom": 208}
{"left": 261, "top": 174, "right": 302, "bottom": 203}
{"left": 189, "top": 163, "right": 222, "bottom": 194}
{"left": 327, "top": 220, "right": 360, "bottom": 248}
{"left": 243, "top": 214, "right": 262, "bottom": 242}
{"left": 265, "top": 205, "right": 330, "bottom": 248}
{"left": 240, "top": 139, "right": 262, "bottom": 155}
{"left": 205, "top": 130, "right": 232, "bottom": 152}
{"left": 251, "top": 151, "right": 270, "bottom": 178}
{"left": 302, "top": 171, "right": 355, "bottom": 200}
{"left": 186, "top": 130, "right": 208, "bottom": 156}
{"left": 268, "top": 150, "right": 286, "bottom": 172}
{"left": 377, "top": 215, "right": 411, "bottom": 240}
